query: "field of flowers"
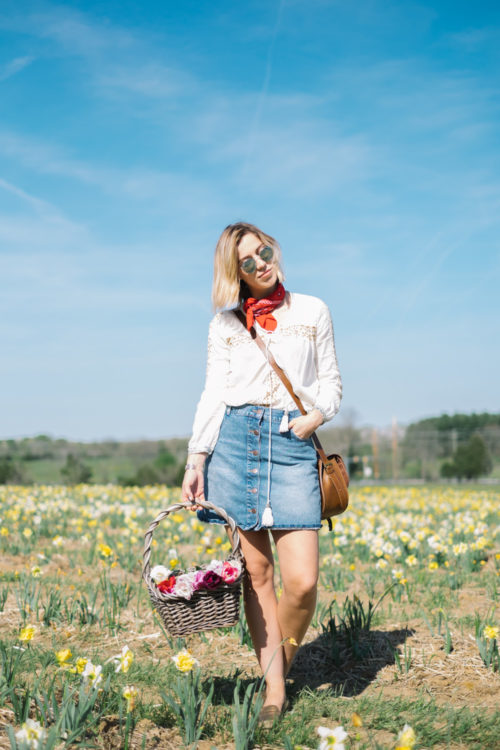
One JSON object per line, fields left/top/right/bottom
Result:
{"left": 0, "top": 484, "right": 498, "bottom": 750}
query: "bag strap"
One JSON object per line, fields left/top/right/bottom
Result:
{"left": 233, "top": 309, "right": 331, "bottom": 465}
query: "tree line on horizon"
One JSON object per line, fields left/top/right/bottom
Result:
{"left": 0, "top": 412, "right": 498, "bottom": 485}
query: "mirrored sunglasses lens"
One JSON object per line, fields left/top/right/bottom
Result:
{"left": 260, "top": 245, "right": 274, "bottom": 262}
{"left": 241, "top": 258, "right": 256, "bottom": 274}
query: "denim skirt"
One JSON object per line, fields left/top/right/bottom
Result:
{"left": 198, "top": 404, "right": 321, "bottom": 531}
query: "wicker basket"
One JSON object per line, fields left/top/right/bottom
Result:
{"left": 142, "top": 500, "right": 244, "bottom": 637}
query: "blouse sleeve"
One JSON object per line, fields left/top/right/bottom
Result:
{"left": 313, "top": 302, "right": 342, "bottom": 423}
{"left": 187, "top": 314, "right": 229, "bottom": 455}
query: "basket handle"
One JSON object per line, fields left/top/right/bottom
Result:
{"left": 142, "top": 500, "right": 242, "bottom": 587}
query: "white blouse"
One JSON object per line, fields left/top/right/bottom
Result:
{"left": 188, "top": 292, "right": 342, "bottom": 455}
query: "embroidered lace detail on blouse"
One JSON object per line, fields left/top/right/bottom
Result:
{"left": 261, "top": 369, "right": 287, "bottom": 406}
{"left": 225, "top": 333, "right": 252, "bottom": 348}
{"left": 279, "top": 324, "right": 316, "bottom": 341}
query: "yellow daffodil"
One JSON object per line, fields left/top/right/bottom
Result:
{"left": 171, "top": 649, "right": 199, "bottom": 673}
{"left": 19, "top": 625, "right": 36, "bottom": 642}
{"left": 108, "top": 645, "right": 134, "bottom": 673}
{"left": 74, "top": 657, "right": 88, "bottom": 674}
{"left": 98, "top": 543, "right": 113, "bottom": 558}
{"left": 483, "top": 625, "right": 498, "bottom": 640}
{"left": 122, "top": 685, "right": 138, "bottom": 712}
{"left": 395, "top": 723, "right": 416, "bottom": 749}
{"left": 55, "top": 648, "right": 72, "bottom": 666}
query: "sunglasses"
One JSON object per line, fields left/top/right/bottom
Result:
{"left": 239, "top": 245, "right": 274, "bottom": 275}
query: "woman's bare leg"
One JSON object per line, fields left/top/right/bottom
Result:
{"left": 236, "top": 528, "right": 286, "bottom": 709}
{"left": 272, "top": 529, "right": 319, "bottom": 675}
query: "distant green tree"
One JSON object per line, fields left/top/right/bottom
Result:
{"left": 440, "top": 461, "right": 456, "bottom": 479}
{"left": 134, "top": 464, "right": 161, "bottom": 485}
{"left": 454, "top": 435, "right": 492, "bottom": 480}
{"left": 61, "top": 454, "right": 93, "bottom": 484}
{"left": 0, "top": 458, "right": 27, "bottom": 484}
{"left": 440, "top": 435, "right": 492, "bottom": 480}
{"left": 119, "top": 455, "right": 182, "bottom": 487}
{"left": 154, "top": 448, "right": 176, "bottom": 470}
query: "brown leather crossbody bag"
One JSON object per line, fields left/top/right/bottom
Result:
{"left": 234, "top": 310, "right": 349, "bottom": 528}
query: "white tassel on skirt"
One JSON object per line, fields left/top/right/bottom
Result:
{"left": 261, "top": 504, "right": 274, "bottom": 527}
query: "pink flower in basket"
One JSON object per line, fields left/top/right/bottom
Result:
{"left": 193, "top": 569, "right": 222, "bottom": 591}
{"left": 221, "top": 561, "right": 241, "bottom": 584}
{"left": 157, "top": 576, "right": 176, "bottom": 593}
{"left": 207, "top": 560, "right": 224, "bottom": 575}
{"left": 172, "top": 575, "right": 195, "bottom": 599}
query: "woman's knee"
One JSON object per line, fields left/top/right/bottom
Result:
{"left": 282, "top": 572, "right": 318, "bottom": 603}
{"left": 245, "top": 558, "right": 275, "bottom": 591}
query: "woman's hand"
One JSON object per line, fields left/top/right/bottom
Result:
{"left": 288, "top": 409, "right": 323, "bottom": 440}
{"left": 181, "top": 457, "right": 206, "bottom": 511}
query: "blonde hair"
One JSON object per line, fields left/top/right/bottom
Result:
{"left": 212, "top": 222, "right": 285, "bottom": 311}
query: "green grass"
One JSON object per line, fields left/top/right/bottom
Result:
{"left": 0, "top": 484, "right": 498, "bottom": 749}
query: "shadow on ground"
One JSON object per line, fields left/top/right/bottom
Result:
{"left": 205, "top": 625, "right": 414, "bottom": 705}
{"left": 288, "top": 626, "right": 415, "bottom": 698}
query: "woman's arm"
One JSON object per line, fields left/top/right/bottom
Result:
{"left": 313, "top": 301, "right": 342, "bottom": 422}
{"left": 182, "top": 315, "right": 229, "bottom": 504}
{"left": 288, "top": 300, "right": 342, "bottom": 439}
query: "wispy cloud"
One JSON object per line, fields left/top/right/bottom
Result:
{"left": 98, "top": 63, "right": 195, "bottom": 99}
{"left": 446, "top": 26, "right": 500, "bottom": 51}
{"left": 0, "top": 175, "right": 56, "bottom": 214}
{"left": 0, "top": 131, "right": 224, "bottom": 219}
{"left": 0, "top": 55, "right": 35, "bottom": 81}
{"left": 0, "top": 131, "right": 117, "bottom": 187}
{"left": 243, "top": 0, "right": 286, "bottom": 171}
{"left": 0, "top": 2, "right": 188, "bottom": 102}
{"left": 0, "top": 3, "right": 135, "bottom": 56}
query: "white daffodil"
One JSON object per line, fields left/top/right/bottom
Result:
{"left": 15, "top": 718, "right": 47, "bottom": 749}
{"left": 82, "top": 661, "right": 102, "bottom": 688}
{"left": 107, "top": 645, "right": 134, "bottom": 674}
{"left": 317, "top": 725, "right": 348, "bottom": 750}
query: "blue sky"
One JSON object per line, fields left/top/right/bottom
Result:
{"left": 1, "top": 0, "right": 499, "bottom": 441}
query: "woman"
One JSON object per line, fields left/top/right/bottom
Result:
{"left": 181, "top": 222, "right": 342, "bottom": 724}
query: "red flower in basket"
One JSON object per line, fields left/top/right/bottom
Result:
{"left": 193, "top": 570, "right": 222, "bottom": 590}
{"left": 157, "top": 576, "right": 176, "bottom": 593}
{"left": 221, "top": 561, "right": 240, "bottom": 584}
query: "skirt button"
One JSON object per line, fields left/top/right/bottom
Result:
{"left": 250, "top": 488, "right": 258, "bottom": 494}
{"left": 252, "top": 429, "right": 259, "bottom": 435}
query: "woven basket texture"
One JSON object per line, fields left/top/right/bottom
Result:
{"left": 143, "top": 500, "right": 244, "bottom": 637}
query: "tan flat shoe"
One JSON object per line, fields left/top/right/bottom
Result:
{"left": 257, "top": 698, "right": 289, "bottom": 729}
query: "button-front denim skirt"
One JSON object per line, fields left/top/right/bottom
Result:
{"left": 198, "top": 404, "right": 321, "bottom": 531}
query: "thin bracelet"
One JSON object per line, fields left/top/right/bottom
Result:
{"left": 185, "top": 463, "right": 201, "bottom": 471}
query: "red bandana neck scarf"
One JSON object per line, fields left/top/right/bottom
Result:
{"left": 243, "top": 283, "right": 286, "bottom": 331}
